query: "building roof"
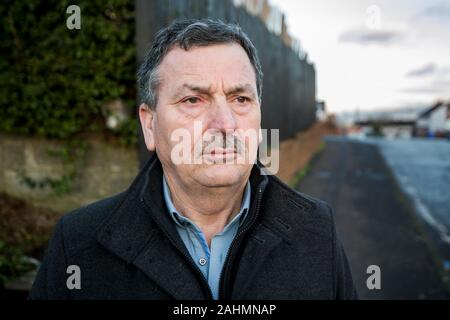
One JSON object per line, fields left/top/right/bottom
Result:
{"left": 417, "top": 101, "right": 445, "bottom": 119}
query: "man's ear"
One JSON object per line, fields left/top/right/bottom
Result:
{"left": 139, "top": 103, "right": 156, "bottom": 152}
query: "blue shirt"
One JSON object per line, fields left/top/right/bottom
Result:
{"left": 162, "top": 175, "right": 251, "bottom": 299}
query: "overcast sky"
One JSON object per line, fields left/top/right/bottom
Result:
{"left": 270, "top": 0, "right": 450, "bottom": 113}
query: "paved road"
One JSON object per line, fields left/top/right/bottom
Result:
{"left": 296, "top": 136, "right": 450, "bottom": 299}
{"left": 368, "top": 138, "right": 450, "bottom": 245}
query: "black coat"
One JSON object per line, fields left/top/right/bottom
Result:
{"left": 29, "top": 153, "right": 357, "bottom": 300}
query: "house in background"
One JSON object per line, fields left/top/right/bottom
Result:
{"left": 414, "top": 101, "right": 450, "bottom": 138}
{"left": 347, "top": 100, "right": 450, "bottom": 139}
{"left": 355, "top": 119, "right": 415, "bottom": 139}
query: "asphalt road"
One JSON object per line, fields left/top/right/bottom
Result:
{"left": 296, "top": 136, "right": 450, "bottom": 299}
{"left": 370, "top": 137, "right": 450, "bottom": 245}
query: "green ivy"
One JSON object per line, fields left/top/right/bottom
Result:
{"left": 0, "top": 240, "right": 36, "bottom": 287}
{"left": 0, "top": 0, "right": 137, "bottom": 143}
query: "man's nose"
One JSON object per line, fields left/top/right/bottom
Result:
{"left": 206, "top": 97, "right": 237, "bottom": 132}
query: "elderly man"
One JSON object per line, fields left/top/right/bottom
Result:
{"left": 30, "top": 19, "right": 357, "bottom": 300}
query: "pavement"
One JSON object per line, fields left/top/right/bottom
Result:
{"left": 366, "top": 137, "right": 450, "bottom": 246}
{"left": 295, "top": 136, "right": 450, "bottom": 299}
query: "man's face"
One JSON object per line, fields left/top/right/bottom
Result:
{"left": 140, "top": 43, "right": 261, "bottom": 188}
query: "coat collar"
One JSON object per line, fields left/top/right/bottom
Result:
{"left": 96, "top": 152, "right": 270, "bottom": 299}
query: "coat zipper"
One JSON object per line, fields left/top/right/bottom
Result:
{"left": 218, "top": 184, "right": 265, "bottom": 300}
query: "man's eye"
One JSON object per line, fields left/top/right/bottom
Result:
{"left": 183, "top": 97, "right": 201, "bottom": 104}
{"left": 236, "top": 96, "right": 249, "bottom": 103}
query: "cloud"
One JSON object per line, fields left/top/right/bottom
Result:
{"left": 406, "top": 63, "right": 436, "bottom": 77}
{"left": 413, "top": 2, "right": 450, "bottom": 25}
{"left": 400, "top": 78, "right": 450, "bottom": 94}
{"left": 338, "top": 28, "right": 403, "bottom": 46}
{"left": 405, "top": 63, "right": 450, "bottom": 78}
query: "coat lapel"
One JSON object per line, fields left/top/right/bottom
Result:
{"left": 231, "top": 222, "right": 283, "bottom": 299}
{"left": 96, "top": 153, "right": 207, "bottom": 299}
{"left": 132, "top": 229, "right": 207, "bottom": 299}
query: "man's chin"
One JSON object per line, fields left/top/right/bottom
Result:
{"left": 194, "top": 164, "right": 247, "bottom": 187}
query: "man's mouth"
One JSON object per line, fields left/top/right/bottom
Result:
{"left": 207, "top": 148, "right": 237, "bottom": 155}
{"left": 202, "top": 148, "right": 238, "bottom": 161}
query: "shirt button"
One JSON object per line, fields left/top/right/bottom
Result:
{"left": 199, "top": 258, "right": 207, "bottom": 266}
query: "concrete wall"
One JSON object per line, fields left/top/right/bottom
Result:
{"left": 0, "top": 134, "right": 138, "bottom": 213}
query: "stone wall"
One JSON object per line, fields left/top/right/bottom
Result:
{"left": 0, "top": 134, "right": 139, "bottom": 213}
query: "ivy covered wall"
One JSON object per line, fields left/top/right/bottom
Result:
{"left": 0, "top": 1, "right": 137, "bottom": 143}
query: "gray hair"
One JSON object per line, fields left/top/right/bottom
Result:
{"left": 137, "top": 18, "right": 263, "bottom": 109}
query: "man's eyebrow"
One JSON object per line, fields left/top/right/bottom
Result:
{"left": 224, "top": 84, "right": 257, "bottom": 98}
{"left": 172, "top": 83, "right": 211, "bottom": 99}
{"left": 172, "top": 83, "right": 257, "bottom": 99}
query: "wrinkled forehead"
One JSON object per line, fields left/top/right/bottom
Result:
{"left": 157, "top": 43, "right": 258, "bottom": 93}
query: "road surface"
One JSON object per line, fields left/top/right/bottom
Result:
{"left": 296, "top": 136, "right": 450, "bottom": 299}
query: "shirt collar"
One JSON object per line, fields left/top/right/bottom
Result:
{"left": 162, "top": 174, "right": 251, "bottom": 231}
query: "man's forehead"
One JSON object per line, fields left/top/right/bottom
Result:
{"left": 157, "top": 45, "right": 257, "bottom": 96}
{"left": 159, "top": 43, "right": 256, "bottom": 78}
{"left": 171, "top": 82, "right": 257, "bottom": 97}
{"left": 163, "top": 42, "right": 249, "bottom": 62}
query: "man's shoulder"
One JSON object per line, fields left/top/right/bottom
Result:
{"left": 265, "top": 173, "right": 335, "bottom": 227}
{"left": 57, "top": 191, "right": 127, "bottom": 254}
